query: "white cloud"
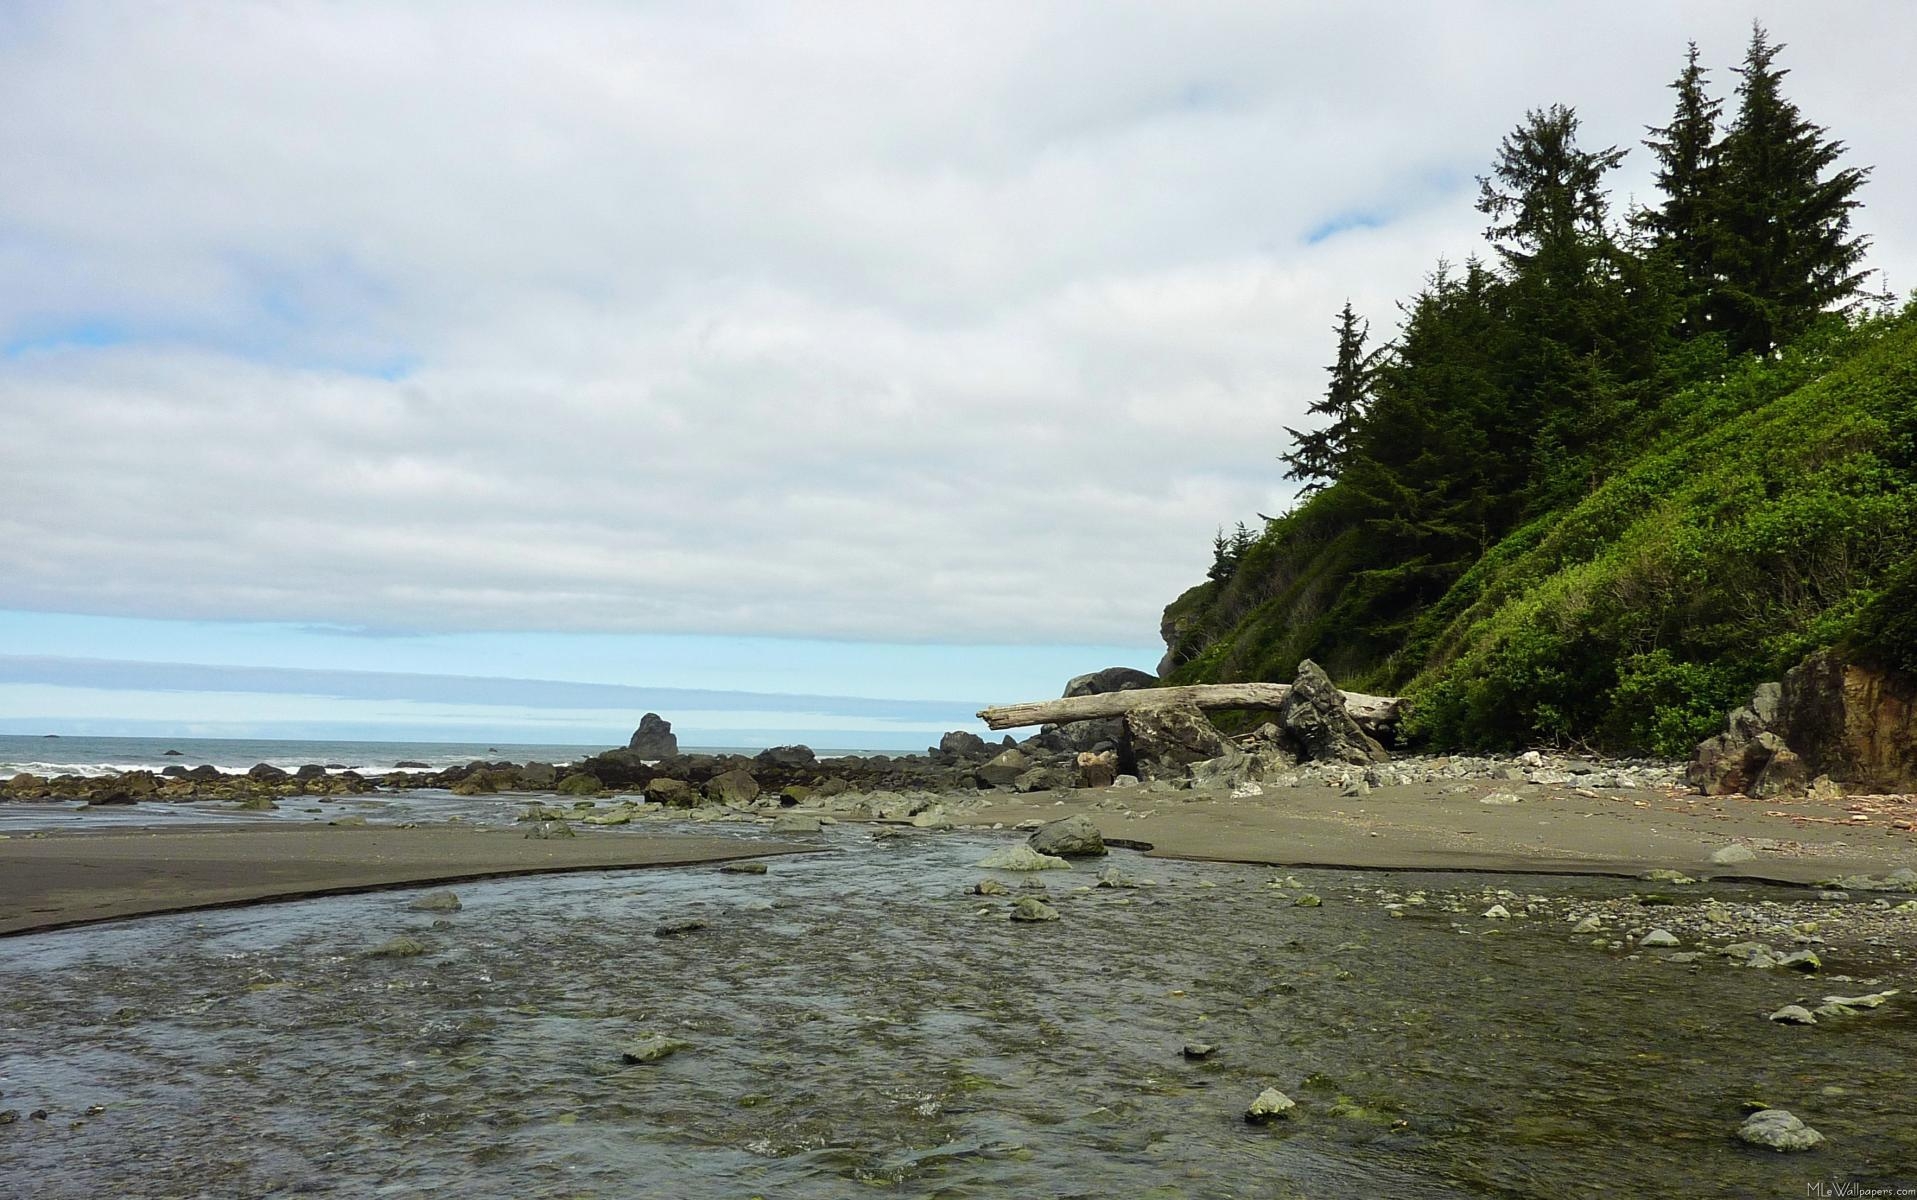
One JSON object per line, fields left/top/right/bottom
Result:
{"left": 2, "top": 1, "right": 1912, "bottom": 645}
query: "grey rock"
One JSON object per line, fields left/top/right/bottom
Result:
{"left": 719, "top": 861, "right": 768, "bottom": 875}
{"left": 704, "top": 768, "right": 761, "bottom": 806}
{"left": 1640, "top": 929, "right": 1680, "bottom": 948}
{"left": 975, "top": 844, "right": 1072, "bottom": 872}
{"left": 644, "top": 777, "right": 698, "bottom": 807}
{"left": 1277, "top": 659, "right": 1385, "bottom": 765}
{"left": 524, "top": 820, "right": 575, "bottom": 839}
{"left": 1009, "top": 896, "right": 1061, "bottom": 922}
{"left": 1120, "top": 702, "right": 1230, "bottom": 781}
{"left": 975, "top": 747, "right": 1033, "bottom": 789}
{"left": 1181, "top": 1042, "right": 1217, "bottom": 1060}
{"left": 407, "top": 890, "right": 462, "bottom": 912}
{"left": 974, "top": 878, "right": 1009, "bottom": 896}
{"left": 1737, "top": 1108, "right": 1824, "bottom": 1152}
{"left": 653, "top": 918, "right": 707, "bottom": 937}
{"left": 1245, "top": 1088, "right": 1296, "bottom": 1123}
{"left": 1710, "top": 843, "right": 1758, "bottom": 865}
{"left": 769, "top": 813, "right": 821, "bottom": 835}
{"left": 1767, "top": 1004, "right": 1817, "bottom": 1025}
{"left": 1026, "top": 814, "right": 1106, "bottom": 858}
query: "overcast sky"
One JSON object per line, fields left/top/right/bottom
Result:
{"left": 2, "top": 1, "right": 1912, "bottom": 741}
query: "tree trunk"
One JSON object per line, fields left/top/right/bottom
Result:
{"left": 977, "top": 683, "right": 1402, "bottom": 731}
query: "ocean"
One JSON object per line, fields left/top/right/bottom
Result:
{"left": 0, "top": 733, "right": 882, "bottom": 779}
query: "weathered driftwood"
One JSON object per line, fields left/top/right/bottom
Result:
{"left": 978, "top": 683, "right": 1402, "bottom": 731}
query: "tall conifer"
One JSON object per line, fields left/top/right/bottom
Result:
{"left": 1712, "top": 24, "right": 1872, "bottom": 353}
{"left": 1282, "top": 302, "right": 1379, "bottom": 491}
{"left": 1642, "top": 42, "right": 1724, "bottom": 339}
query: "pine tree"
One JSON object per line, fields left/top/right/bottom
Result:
{"left": 1282, "top": 301, "right": 1380, "bottom": 491}
{"left": 1641, "top": 42, "right": 1724, "bottom": 339}
{"left": 1711, "top": 24, "right": 1873, "bottom": 354}
{"left": 1476, "top": 105, "right": 1625, "bottom": 272}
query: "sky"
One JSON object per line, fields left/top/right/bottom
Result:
{"left": 2, "top": 1, "right": 1913, "bottom": 745}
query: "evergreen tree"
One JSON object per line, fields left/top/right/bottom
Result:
{"left": 1476, "top": 105, "right": 1625, "bottom": 272}
{"left": 1282, "top": 301, "right": 1380, "bottom": 491}
{"left": 1711, "top": 24, "right": 1873, "bottom": 354}
{"left": 1641, "top": 42, "right": 1725, "bottom": 339}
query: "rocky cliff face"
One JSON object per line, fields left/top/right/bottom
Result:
{"left": 1778, "top": 651, "right": 1917, "bottom": 793}
{"left": 1689, "top": 651, "right": 1917, "bottom": 796}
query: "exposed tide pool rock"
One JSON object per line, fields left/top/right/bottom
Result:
{"left": 1245, "top": 1088, "right": 1296, "bottom": 1123}
{"left": 1278, "top": 659, "right": 1386, "bottom": 766}
{"left": 976, "top": 844, "right": 1072, "bottom": 872}
{"left": 1026, "top": 814, "right": 1106, "bottom": 858}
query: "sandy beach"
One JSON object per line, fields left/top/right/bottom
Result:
{"left": 5, "top": 774, "right": 1913, "bottom": 937}
{"left": 0, "top": 825, "right": 814, "bottom": 936}
{"left": 963, "top": 778, "right": 1917, "bottom": 883}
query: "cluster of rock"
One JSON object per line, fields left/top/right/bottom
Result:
{"left": 2, "top": 763, "right": 382, "bottom": 809}
{"left": 1690, "top": 650, "right": 1917, "bottom": 797}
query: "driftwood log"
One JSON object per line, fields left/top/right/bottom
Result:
{"left": 977, "top": 683, "right": 1402, "bottom": 731}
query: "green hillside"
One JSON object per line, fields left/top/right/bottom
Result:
{"left": 1164, "top": 315, "right": 1917, "bottom": 754}
{"left": 1161, "top": 29, "right": 1916, "bottom": 755}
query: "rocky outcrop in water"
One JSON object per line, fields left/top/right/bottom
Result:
{"left": 1026, "top": 814, "right": 1105, "bottom": 857}
{"left": 628, "top": 713, "right": 679, "bottom": 758}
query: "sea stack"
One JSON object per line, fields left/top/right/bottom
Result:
{"left": 628, "top": 713, "right": 679, "bottom": 758}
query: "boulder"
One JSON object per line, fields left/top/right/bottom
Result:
{"left": 248, "top": 763, "right": 289, "bottom": 781}
{"left": 556, "top": 772, "right": 602, "bottom": 797}
{"left": 756, "top": 745, "right": 816, "bottom": 769}
{"left": 627, "top": 713, "right": 680, "bottom": 758}
{"left": 517, "top": 761, "right": 558, "bottom": 788}
{"left": 1026, "top": 814, "right": 1106, "bottom": 858}
{"left": 1687, "top": 730, "right": 1782, "bottom": 796}
{"left": 704, "top": 768, "right": 760, "bottom": 806}
{"left": 1245, "top": 1089, "right": 1296, "bottom": 1123}
{"left": 407, "top": 890, "right": 462, "bottom": 912}
{"left": 1013, "top": 767, "right": 1064, "bottom": 793}
{"left": 938, "top": 730, "right": 990, "bottom": 759}
{"left": 1277, "top": 660, "right": 1385, "bottom": 765}
{"left": 1119, "top": 702, "right": 1229, "bottom": 781}
{"left": 975, "top": 747, "right": 1032, "bottom": 789}
{"left": 644, "top": 777, "right": 698, "bottom": 807}
{"left": 1063, "top": 666, "right": 1159, "bottom": 698}
{"left": 1736, "top": 1109, "right": 1824, "bottom": 1152}
{"left": 1750, "top": 745, "right": 1809, "bottom": 798}
{"left": 1009, "top": 896, "right": 1061, "bottom": 922}
{"left": 975, "top": 844, "right": 1072, "bottom": 871}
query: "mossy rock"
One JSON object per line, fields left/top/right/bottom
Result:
{"left": 556, "top": 772, "right": 602, "bottom": 797}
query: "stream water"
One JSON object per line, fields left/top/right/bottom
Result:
{"left": 2, "top": 824, "right": 1913, "bottom": 1198}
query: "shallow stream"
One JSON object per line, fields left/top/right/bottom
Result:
{"left": 2, "top": 824, "right": 1913, "bottom": 1198}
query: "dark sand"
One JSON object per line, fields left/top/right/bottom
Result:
{"left": 6, "top": 778, "right": 1913, "bottom": 936}
{"left": 961, "top": 778, "right": 1917, "bottom": 884}
{"left": 0, "top": 825, "right": 813, "bottom": 936}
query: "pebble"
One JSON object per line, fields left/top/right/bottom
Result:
{"left": 1482, "top": 905, "right": 1511, "bottom": 920}
{"left": 1640, "top": 929, "right": 1680, "bottom": 948}
{"left": 1182, "top": 1043, "right": 1217, "bottom": 1060}
{"left": 1767, "top": 1005, "right": 1817, "bottom": 1025}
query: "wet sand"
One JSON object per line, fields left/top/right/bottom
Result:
{"left": 5, "top": 778, "right": 1913, "bottom": 936}
{"left": 0, "top": 825, "right": 813, "bottom": 936}
{"left": 962, "top": 779, "right": 1917, "bottom": 883}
